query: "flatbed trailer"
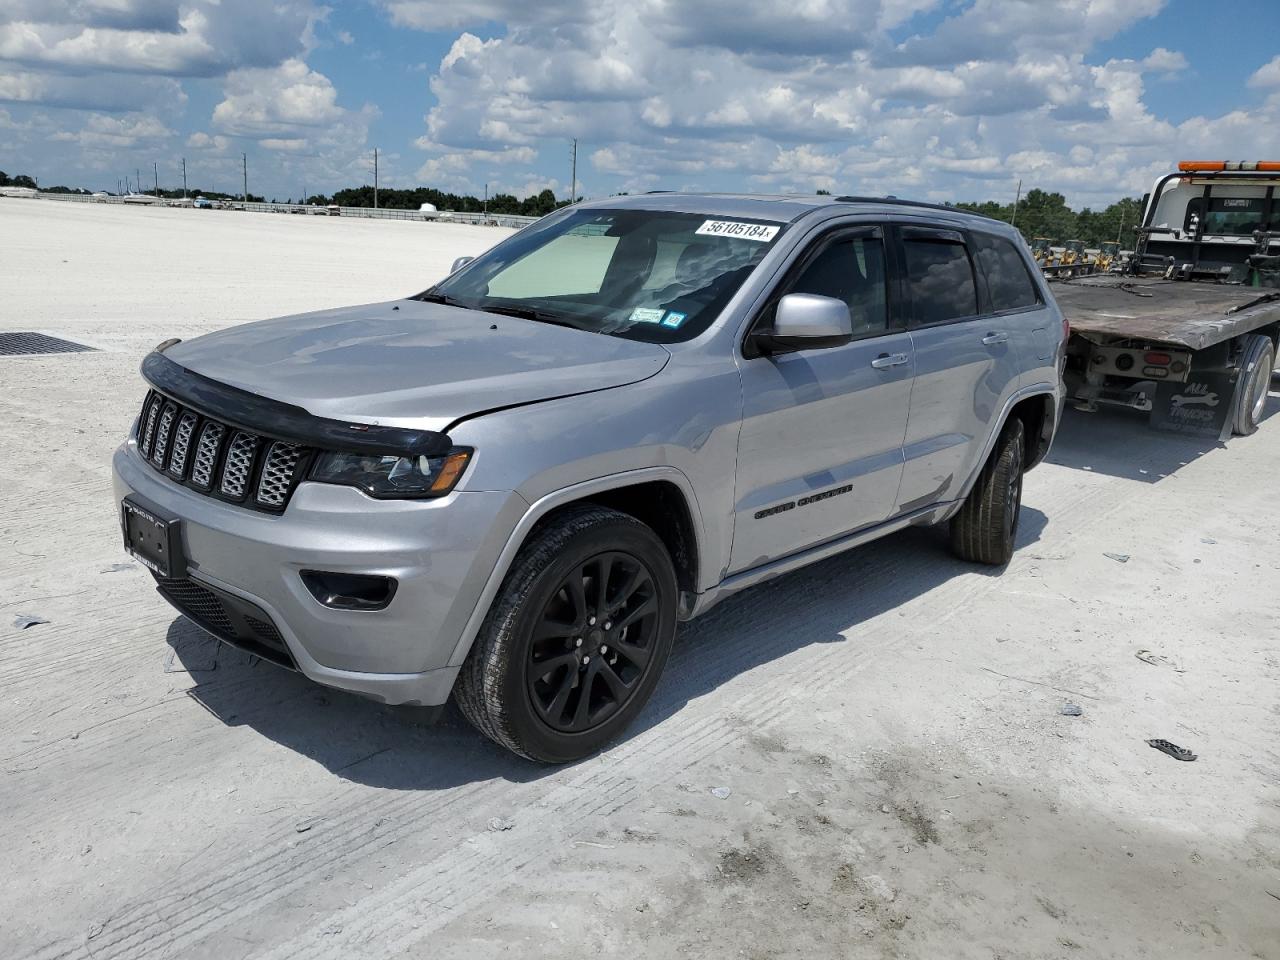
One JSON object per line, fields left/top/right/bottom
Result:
{"left": 1057, "top": 162, "right": 1280, "bottom": 439}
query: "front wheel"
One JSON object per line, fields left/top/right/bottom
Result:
{"left": 950, "top": 417, "right": 1025, "bottom": 565}
{"left": 454, "top": 505, "right": 678, "bottom": 763}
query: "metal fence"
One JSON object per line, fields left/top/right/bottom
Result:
{"left": 20, "top": 190, "right": 540, "bottom": 229}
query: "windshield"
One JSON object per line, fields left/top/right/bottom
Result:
{"left": 421, "top": 208, "right": 785, "bottom": 342}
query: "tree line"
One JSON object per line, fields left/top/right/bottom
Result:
{"left": 952, "top": 189, "right": 1145, "bottom": 249}
{"left": 312, "top": 185, "right": 571, "bottom": 217}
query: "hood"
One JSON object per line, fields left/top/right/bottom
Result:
{"left": 165, "top": 299, "right": 670, "bottom": 431}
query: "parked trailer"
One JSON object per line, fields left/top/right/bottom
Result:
{"left": 1059, "top": 162, "right": 1280, "bottom": 440}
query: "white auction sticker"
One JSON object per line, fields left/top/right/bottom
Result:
{"left": 694, "top": 219, "right": 780, "bottom": 242}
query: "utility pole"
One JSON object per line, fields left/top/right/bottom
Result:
{"left": 154, "top": 161, "right": 159, "bottom": 198}
{"left": 242, "top": 152, "right": 248, "bottom": 203}
{"left": 181, "top": 158, "right": 187, "bottom": 199}
{"left": 1010, "top": 178, "right": 1022, "bottom": 231}
{"left": 1116, "top": 205, "right": 1126, "bottom": 244}
{"left": 569, "top": 138, "right": 577, "bottom": 205}
{"left": 136, "top": 168, "right": 141, "bottom": 196}
{"left": 373, "top": 147, "right": 379, "bottom": 209}
{"left": 483, "top": 182, "right": 488, "bottom": 219}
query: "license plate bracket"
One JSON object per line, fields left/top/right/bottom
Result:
{"left": 121, "top": 496, "right": 186, "bottom": 578}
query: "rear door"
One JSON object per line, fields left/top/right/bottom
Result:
{"left": 895, "top": 224, "right": 1023, "bottom": 512}
{"left": 730, "top": 225, "right": 914, "bottom": 573}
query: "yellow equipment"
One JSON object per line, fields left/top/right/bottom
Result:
{"left": 1096, "top": 241, "right": 1121, "bottom": 272}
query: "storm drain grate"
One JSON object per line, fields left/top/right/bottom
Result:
{"left": 0, "top": 332, "right": 98, "bottom": 356}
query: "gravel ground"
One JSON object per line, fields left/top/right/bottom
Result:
{"left": 2, "top": 199, "right": 1278, "bottom": 959}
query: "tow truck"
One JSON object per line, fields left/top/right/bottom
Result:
{"left": 1058, "top": 161, "right": 1280, "bottom": 439}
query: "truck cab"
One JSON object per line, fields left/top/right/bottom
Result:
{"left": 1138, "top": 161, "right": 1280, "bottom": 283}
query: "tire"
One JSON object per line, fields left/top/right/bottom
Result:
{"left": 950, "top": 417, "right": 1025, "bottom": 566}
{"left": 1231, "top": 334, "right": 1275, "bottom": 436}
{"left": 454, "top": 505, "right": 678, "bottom": 763}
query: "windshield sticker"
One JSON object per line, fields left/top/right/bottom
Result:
{"left": 661, "top": 311, "right": 687, "bottom": 329}
{"left": 629, "top": 307, "right": 666, "bottom": 324}
{"left": 694, "top": 220, "right": 780, "bottom": 242}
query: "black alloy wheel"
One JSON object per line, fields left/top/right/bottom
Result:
{"left": 525, "top": 551, "right": 659, "bottom": 733}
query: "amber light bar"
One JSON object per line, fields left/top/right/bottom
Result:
{"left": 1178, "top": 161, "right": 1280, "bottom": 172}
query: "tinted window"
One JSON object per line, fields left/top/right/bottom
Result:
{"left": 903, "top": 239, "right": 977, "bottom": 326}
{"left": 973, "top": 233, "right": 1040, "bottom": 312}
{"left": 786, "top": 237, "right": 888, "bottom": 336}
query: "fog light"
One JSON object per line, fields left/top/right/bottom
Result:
{"left": 301, "top": 570, "right": 398, "bottom": 611}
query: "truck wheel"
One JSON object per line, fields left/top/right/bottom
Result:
{"left": 1232, "top": 334, "right": 1275, "bottom": 436}
{"left": 455, "top": 505, "right": 678, "bottom": 763}
{"left": 950, "top": 417, "right": 1025, "bottom": 566}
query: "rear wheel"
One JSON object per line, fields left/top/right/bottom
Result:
{"left": 950, "top": 417, "right": 1025, "bottom": 566}
{"left": 455, "top": 505, "right": 678, "bottom": 763}
{"left": 1232, "top": 334, "right": 1275, "bottom": 436}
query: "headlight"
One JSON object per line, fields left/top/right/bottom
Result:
{"left": 310, "top": 448, "right": 472, "bottom": 498}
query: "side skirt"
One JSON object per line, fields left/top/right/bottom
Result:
{"left": 688, "top": 500, "right": 957, "bottom": 620}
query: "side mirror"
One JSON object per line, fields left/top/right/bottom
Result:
{"left": 753, "top": 293, "right": 852, "bottom": 355}
{"left": 450, "top": 256, "right": 474, "bottom": 273}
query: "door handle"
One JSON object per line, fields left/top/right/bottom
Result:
{"left": 981, "top": 332, "right": 1009, "bottom": 345}
{"left": 870, "top": 352, "right": 909, "bottom": 369}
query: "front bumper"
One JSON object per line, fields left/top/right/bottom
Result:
{"left": 113, "top": 440, "right": 525, "bottom": 705}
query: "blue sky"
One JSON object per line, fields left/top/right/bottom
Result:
{"left": 2, "top": 0, "right": 1278, "bottom": 206}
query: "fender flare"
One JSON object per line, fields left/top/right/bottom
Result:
{"left": 445, "top": 465, "right": 706, "bottom": 666}
{"left": 953, "top": 382, "right": 1060, "bottom": 503}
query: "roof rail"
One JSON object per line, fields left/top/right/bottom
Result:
{"left": 833, "top": 195, "right": 1001, "bottom": 221}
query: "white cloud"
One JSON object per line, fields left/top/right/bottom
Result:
{"left": 212, "top": 59, "right": 345, "bottom": 137}
{"left": 0, "top": 1, "right": 318, "bottom": 78}
{"left": 1141, "top": 47, "right": 1186, "bottom": 74}
{"left": 1248, "top": 55, "right": 1280, "bottom": 89}
{"left": 187, "top": 130, "right": 231, "bottom": 152}
{"left": 395, "top": 0, "right": 1275, "bottom": 206}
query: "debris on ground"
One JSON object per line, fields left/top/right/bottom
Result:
{"left": 1103, "top": 552, "right": 1130, "bottom": 563}
{"left": 1200, "top": 537, "right": 1217, "bottom": 545}
{"left": 100, "top": 563, "right": 137, "bottom": 573}
{"left": 1146, "top": 739, "right": 1197, "bottom": 762}
{"left": 1060, "top": 703, "right": 1083, "bottom": 716}
{"left": 710, "top": 786, "right": 732, "bottom": 799}
{"left": 12, "top": 614, "right": 49, "bottom": 630}
{"left": 295, "top": 817, "right": 324, "bottom": 833}
{"left": 487, "top": 816, "right": 515, "bottom": 832}
{"left": 1135, "top": 649, "right": 1187, "bottom": 672}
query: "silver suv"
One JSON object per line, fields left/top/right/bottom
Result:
{"left": 113, "top": 194, "right": 1066, "bottom": 762}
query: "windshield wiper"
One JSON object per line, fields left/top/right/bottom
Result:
{"left": 480, "top": 304, "right": 587, "bottom": 331}
{"left": 416, "top": 291, "right": 469, "bottom": 307}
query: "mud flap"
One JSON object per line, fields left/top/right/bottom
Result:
{"left": 1150, "top": 370, "right": 1240, "bottom": 440}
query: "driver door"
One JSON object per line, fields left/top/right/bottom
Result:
{"left": 729, "top": 226, "right": 914, "bottom": 574}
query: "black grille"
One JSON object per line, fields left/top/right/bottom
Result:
{"left": 157, "top": 576, "right": 234, "bottom": 633}
{"left": 155, "top": 575, "right": 296, "bottom": 669}
{"left": 135, "top": 390, "right": 312, "bottom": 513}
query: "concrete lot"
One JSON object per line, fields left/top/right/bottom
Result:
{"left": 2, "top": 199, "right": 1278, "bottom": 959}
